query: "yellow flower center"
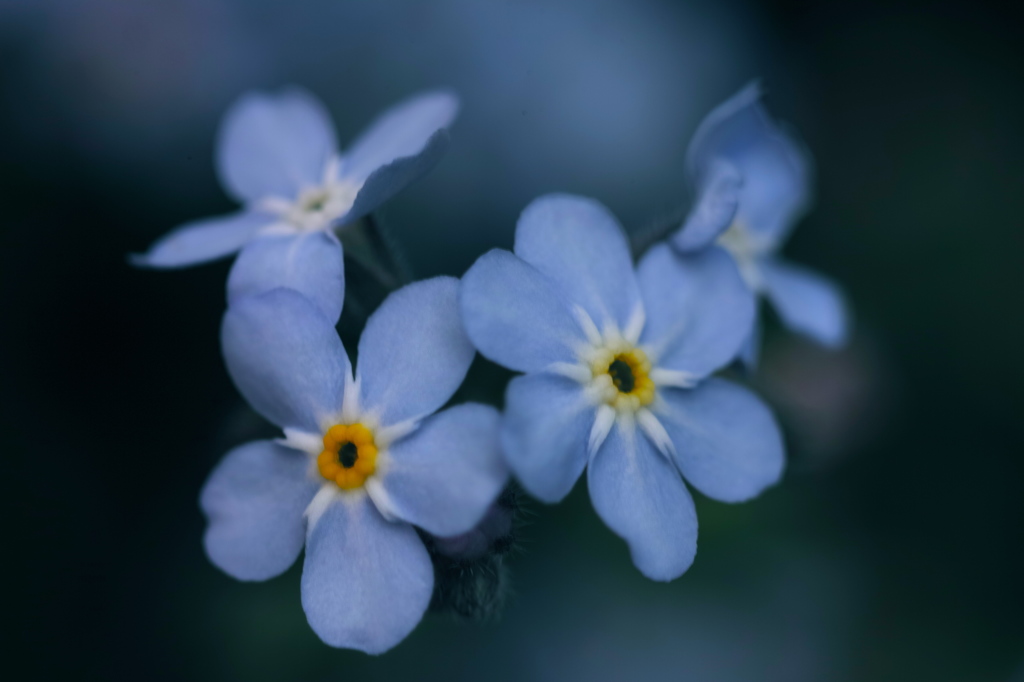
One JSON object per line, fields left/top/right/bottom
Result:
{"left": 293, "top": 182, "right": 359, "bottom": 229}
{"left": 317, "top": 423, "right": 378, "bottom": 490}
{"left": 716, "top": 219, "right": 772, "bottom": 290}
{"left": 592, "top": 348, "right": 655, "bottom": 411}
{"left": 299, "top": 187, "right": 331, "bottom": 213}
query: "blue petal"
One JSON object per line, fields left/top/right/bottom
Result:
{"left": 460, "top": 249, "right": 584, "bottom": 373}
{"left": 301, "top": 495, "right": 432, "bottom": 654}
{"left": 342, "top": 127, "right": 452, "bottom": 226}
{"left": 227, "top": 231, "right": 345, "bottom": 324}
{"left": 515, "top": 194, "right": 641, "bottom": 331}
{"left": 671, "top": 160, "right": 742, "bottom": 253}
{"left": 130, "top": 210, "right": 269, "bottom": 268}
{"left": 501, "top": 372, "right": 593, "bottom": 503}
{"left": 734, "top": 137, "right": 812, "bottom": 245}
{"left": 761, "top": 259, "right": 849, "bottom": 347}
{"left": 200, "top": 440, "right": 319, "bottom": 581}
{"left": 657, "top": 378, "right": 784, "bottom": 503}
{"left": 341, "top": 90, "right": 459, "bottom": 183}
{"left": 221, "top": 288, "right": 350, "bottom": 432}
{"left": 217, "top": 87, "right": 338, "bottom": 203}
{"left": 587, "top": 423, "right": 698, "bottom": 581}
{"left": 357, "top": 277, "right": 474, "bottom": 426}
{"left": 638, "top": 244, "right": 755, "bottom": 379}
{"left": 687, "top": 82, "right": 811, "bottom": 244}
{"left": 378, "top": 403, "right": 507, "bottom": 537}
{"left": 429, "top": 502, "right": 514, "bottom": 562}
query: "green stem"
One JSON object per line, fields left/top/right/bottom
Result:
{"left": 364, "top": 213, "right": 413, "bottom": 284}
{"left": 344, "top": 242, "right": 400, "bottom": 291}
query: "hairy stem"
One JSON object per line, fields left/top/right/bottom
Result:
{"left": 364, "top": 213, "right": 413, "bottom": 285}
{"left": 345, "top": 242, "right": 400, "bottom": 291}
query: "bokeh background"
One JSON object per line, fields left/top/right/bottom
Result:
{"left": 3, "top": 0, "right": 1023, "bottom": 679}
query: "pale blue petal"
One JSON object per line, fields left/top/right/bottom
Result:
{"left": 301, "top": 496, "right": 432, "bottom": 654}
{"left": 227, "top": 231, "right": 344, "bottom": 324}
{"left": 339, "top": 91, "right": 459, "bottom": 225}
{"left": 686, "top": 82, "right": 764, "bottom": 180}
{"left": 357, "top": 277, "right": 474, "bottom": 426}
{"left": 217, "top": 87, "right": 337, "bottom": 203}
{"left": 342, "top": 90, "right": 459, "bottom": 183}
{"left": 638, "top": 244, "right": 755, "bottom": 379}
{"left": 430, "top": 502, "right": 514, "bottom": 562}
{"left": 687, "top": 82, "right": 811, "bottom": 244}
{"left": 341, "top": 127, "right": 452, "bottom": 226}
{"left": 200, "top": 440, "right": 319, "bottom": 581}
{"left": 514, "top": 194, "right": 641, "bottom": 331}
{"left": 380, "top": 403, "right": 507, "bottom": 537}
{"left": 658, "top": 378, "right": 784, "bottom": 503}
{"left": 460, "top": 249, "right": 584, "bottom": 373}
{"left": 762, "top": 259, "right": 849, "bottom": 347}
{"left": 501, "top": 372, "right": 593, "bottom": 503}
{"left": 130, "top": 210, "right": 269, "bottom": 268}
{"left": 221, "top": 288, "right": 350, "bottom": 432}
{"left": 587, "top": 423, "right": 698, "bottom": 581}
{"left": 671, "top": 159, "right": 742, "bottom": 253}
{"left": 734, "top": 134, "right": 812, "bottom": 245}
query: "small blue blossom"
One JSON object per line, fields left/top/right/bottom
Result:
{"left": 460, "top": 194, "right": 784, "bottom": 581}
{"left": 201, "top": 278, "right": 507, "bottom": 653}
{"left": 673, "top": 82, "right": 849, "bottom": 363}
{"left": 133, "top": 88, "right": 459, "bottom": 321}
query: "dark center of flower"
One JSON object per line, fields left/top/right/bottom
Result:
{"left": 338, "top": 441, "right": 359, "bottom": 468}
{"left": 608, "top": 358, "right": 636, "bottom": 393}
{"left": 318, "top": 423, "right": 378, "bottom": 489}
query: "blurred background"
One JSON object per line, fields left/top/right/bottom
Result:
{"left": 2, "top": 0, "right": 1022, "bottom": 679}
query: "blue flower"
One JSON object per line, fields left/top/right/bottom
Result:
{"left": 460, "top": 194, "right": 784, "bottom": 581}
{"left": 133, "top": 88, "right": 459, "bottom": 321}
{"left": 673, "top": 82, "right": 849, "bottom": 363}
{"left": 201, "top": 278, "right": 507, "bottom": 653}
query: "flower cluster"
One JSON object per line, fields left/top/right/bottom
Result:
{"left": 135, "top": 82, "right": 849, "bottom": 653}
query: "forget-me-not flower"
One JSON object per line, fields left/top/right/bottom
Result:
{"left": 673, "top": 83, "right": 849, "bottom": 363}
{"left": 460, "top": 194, "right": 784, "bottom": 581}
{"left": 201, "top": 278, "right": 507, "bottom": 653}
{"left": 133, "top": 88, "right": 458, "bottom": 321}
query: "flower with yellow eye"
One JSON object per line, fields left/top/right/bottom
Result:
{"left": 461, "top": 193, "right": 784, "bottom": 582}
{"left": 132, "top": 87, "right": 459, "bottom": 323}
{"left": 200, "top": 278, "right": 507, "bottom": 654}
{"left": 672, "top": 82, "right": 849, "bottom": 365}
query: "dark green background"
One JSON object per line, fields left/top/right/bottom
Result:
{"left": 3, "top": 0, "right": 1022, "bottom": 679}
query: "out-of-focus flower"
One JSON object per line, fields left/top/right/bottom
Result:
{"left": 757, "top": 333, "right": 895, "bottom": 470}
{"left": 672, "top": 82, "right": 849, "bottom": 363}
{"left": 460, "top": 193, "right": 783, "bottom": 581}
{"left": 133, "top": 88, "right": 458, "bottom": 320}
{"left": 201, "top": 279, "right": 506, "bottom": 653}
